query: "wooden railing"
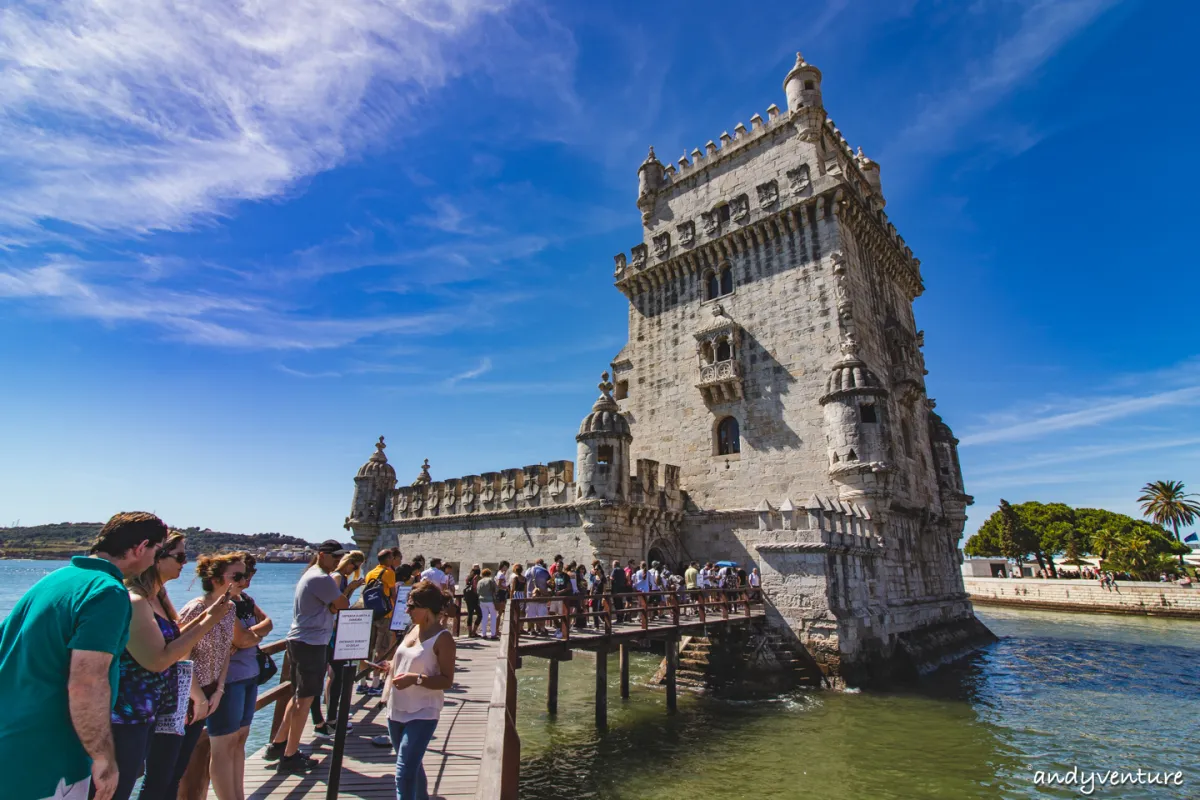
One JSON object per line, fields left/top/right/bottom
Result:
{"left": 474, "top": 586, "right": 763, "bottom": 800}
{"left": 510, "top": 586, "right": 760, "bottom": 644}
{"left": 476, "top": 597, "right": 522, "bottom": 800}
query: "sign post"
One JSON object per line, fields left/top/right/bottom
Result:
{"left": 327, "top": 609, "right": 374, "bottom": 800}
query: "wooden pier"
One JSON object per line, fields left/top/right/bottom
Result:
{"left": 225, "top": 588, "right": 766, "bottom": 800}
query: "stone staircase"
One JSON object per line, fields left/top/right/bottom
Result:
{"left": 652, "top": 626, "right": 829, "bottom": 694}
{"left": 652, "top": 635, "right": 713, "bottom": 694}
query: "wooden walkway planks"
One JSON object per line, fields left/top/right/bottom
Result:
{"left": 230, "top": 601, "right": 766, "bottom": 799}
{"left": 229, "top": 636, "right": 500, "bottom": 800}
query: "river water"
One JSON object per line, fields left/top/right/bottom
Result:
{"left": 2, "top": 561, "right": 1197, "bottom": 798}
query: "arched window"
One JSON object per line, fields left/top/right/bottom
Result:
{"left": 705, "top": 271, "right": 719, "bottom": 300}
{"left": 719, "top": 266, "right": 733, "bottom": 296}
{"left": 716, "top": 416, "right": 740, "bottom": 455}
{"left": 700, "top": 341, "right": 715, "bottom": 365}
{"left": 901, "top": 420, "right": 913, "bottom": 458}
{"left": 716, "top": 337, "right": 732, "bottom": 362}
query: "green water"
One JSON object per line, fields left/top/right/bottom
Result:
{"left": 515, "top": 608, "right": 1200, "bottom": 799}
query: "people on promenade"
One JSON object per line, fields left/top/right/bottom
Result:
{"left": 421, "top": 558, "right": 448, "bottom": 589}
{"left": 111, "top": 531, "right": 231, "bottom": 800}
{"left": 525, "top": 559, "right": 551, "bottom": 635}
{"left": 494, "top": 560, "right": 510, "bottom": 626}
{"left": 265, "top": 540, "right": 354, "bottom": 773}
{"left": 476, "top": 569, "right": 499, "bottom": 639}
{"left": 164, "top": 553, "right": 247, "bottom": 800}
{"left": 358, "top": 549, "right": 397, "bottom": 698}
{"left": 316, "top": 551, "right": 364, "bottom": 731}
{"left": 375, "top": 581, "right": 457, "bottom": 800}
{"left": 0, "top": 512, "right": 167, "bottom": 800}
{"left": 218, "top": 554, "right": 273, "bottom": 798}
{"left": 463, "top": 564, "right": 482, "bottom": 637}
{"left": 609, "top": 560, "right": 629, "bottom": 622}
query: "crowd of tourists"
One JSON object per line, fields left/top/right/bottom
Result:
{"left": 0, "top": 510, "right": 765, "bottom": 800}
{"left": 0, "top": 513, "right": 459, "bottom": 800}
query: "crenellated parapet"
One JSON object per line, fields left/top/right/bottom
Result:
{"left": 390, "top": 460, "right": 576, "bottom": 521}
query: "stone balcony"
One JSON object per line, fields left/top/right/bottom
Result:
{"left": 697, "top": 358, "right": 744, "bottom": 403}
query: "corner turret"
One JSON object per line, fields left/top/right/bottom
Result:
{"left": 927, "top": 401, "right": 973, "bottom": 531}
{"left": 350, "top": 436, "right": 397, "bottom": 525}
{"left": 783, "top": 51, "right": 823, "bottom": 112}
{"left": 820, "top": 336, "right": 894, "bottom": 516}
{"left": 856, "top": 147, "right": 884, "bottom": 209}
{"left": 576, "top": 372, "right": 632, "bottom": 502}
{"left": 636, "top": 147, "right": 667, "bottom": 224}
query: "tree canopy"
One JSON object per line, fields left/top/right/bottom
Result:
{"left": 963, "top": 500, "right": 1188, "bottom": 579}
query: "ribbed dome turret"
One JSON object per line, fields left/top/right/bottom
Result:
{"left": 820, "top": 336, "right": 887, "bottom": 403}
{"left": 927, "top": 404, "right": 957, "bottom": 443}
{"left": 356, "top": 436, "right": 397, "bottom": 481}
{"left": 577, "top": 372, "right": 632, "bottom": 440}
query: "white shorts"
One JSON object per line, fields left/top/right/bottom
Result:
{"left": 40, "top": 777, "right": 90, "bottom": 800}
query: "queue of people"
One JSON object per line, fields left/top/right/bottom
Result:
{"left": 0, "top": 510, "right": 763, "bottom": 800}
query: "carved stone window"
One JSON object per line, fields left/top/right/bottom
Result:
{"left": 717, "top": 416, "right": 741, "bottom": 455}
{"left": 615, "top": 380, "right": 629, "bottom": 400}
{"left": 695, "top": 304, "right": 743, "bottom": 403}
{"left": 598, "top": 444, "right": 613, "bottom": 471}
{"left": 705, "top": 271, "right": 719, "bottom": 301}
{"left": 716, "top": 204, "right": 731, "bottom": 225}
{"left": 901, "top": 419, "right": 913, "bottom": 457}
{"left": 860, "top": 404, "right": 878, "bottom": 424}
{"left": 719, "top": 266, "right": 733, "bottom": 296}
{"left": 716, "top": 337, "right": 732, "bottom": 362}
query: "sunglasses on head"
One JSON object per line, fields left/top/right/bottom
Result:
{"left": 159, "top": 552, "right": 187, "bottom": 564}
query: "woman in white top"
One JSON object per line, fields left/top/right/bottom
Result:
{"left": 373, "top": 579, "right": 456, "bottom": 800}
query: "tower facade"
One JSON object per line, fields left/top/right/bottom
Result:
{"left": 346, "top": 51, "right": 992, "bottom": 686}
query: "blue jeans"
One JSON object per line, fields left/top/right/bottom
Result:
{"left": 387, "top": 718, "right": 438, "bottom": 800}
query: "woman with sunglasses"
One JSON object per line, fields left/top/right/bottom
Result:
{"left": 153, "top": 553, "right": 246, "bottom": 800}
{"left": 109, "top": 532, "right": 232, "bottom": 800}
{"left": 218, "top": 553, "right": 274, "bottom": 800}
{"left": 373, "top": 580, "right": 457, "bottom": 800}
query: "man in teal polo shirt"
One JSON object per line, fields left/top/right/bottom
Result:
{"left": 0, "top": 512, "right": 167, "bottom": 800}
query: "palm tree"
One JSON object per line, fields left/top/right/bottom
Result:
{"left": 1138, "top": 480, "right": 1200, "bottom": 565}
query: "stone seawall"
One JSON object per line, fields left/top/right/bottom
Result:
{"left": 965, "top": 577, "right": 1200, "bottom": 620}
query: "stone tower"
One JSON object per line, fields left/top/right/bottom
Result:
{"left": 346, "top": 50, "right": 992, "bottom": 686}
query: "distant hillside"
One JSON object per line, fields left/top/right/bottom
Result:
{"left": 0, "top": 522, "right": 312, "bottom": 560}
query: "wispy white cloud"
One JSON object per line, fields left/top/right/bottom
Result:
{"left": 886, "top": 0, "right": 1120, "bottom": 160}
{"left": 960, "top": 386, "right": 1200, "bottom": 446}
{"left": 445, "top": 357, "right": 493, "bottom": 386}
{"left": 0, "top": 0, "right": 517, "bottom": 233}
{"left": 0, "top": 257, "right": 497, "bottom": 350}
{"left": 971, "top": 437, "right": 1200, "bottom": 477}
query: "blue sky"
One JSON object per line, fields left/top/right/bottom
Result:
{"left": 0, "top": 0, "right": 1196, "bottom": 542}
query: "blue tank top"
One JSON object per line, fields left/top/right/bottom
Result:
{"left": 112, "top": 612, "right": 181, "bottom": 725}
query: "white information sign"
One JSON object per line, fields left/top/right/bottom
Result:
{"left": 390, "top": 586, "right": 412, "bottom": 632}
{"left": 332, "top": 609, "right": 375, "bottom": 661}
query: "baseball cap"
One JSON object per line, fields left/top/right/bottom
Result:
{"left": 318, "top": 539, "right": 348, "bottom": 556}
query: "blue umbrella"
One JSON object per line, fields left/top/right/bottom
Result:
{"left": 715, "top": 560, "right": 739, "bottom": 568}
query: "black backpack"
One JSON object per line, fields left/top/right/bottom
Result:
{"left": 362, "top": 575, "right": 392, "bottom": 619}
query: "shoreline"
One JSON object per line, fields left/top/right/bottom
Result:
{"left": 965, "top": 576, "right": 1200, "bottom": 621}
{"left": 970, "top": 595, "right": 1200, "bottom": 621}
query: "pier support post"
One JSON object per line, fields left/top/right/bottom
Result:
{"left": 619, "top": 644, "right": 630, "bottom": 699}
{"left": 547, "top": 658, "right": 559, "bottom": 715}
{"left": 665, "top": 634, "right": 678, "bottom": 713}
{"left": 595, "top": 648, "right": 608, "bottom": 730}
